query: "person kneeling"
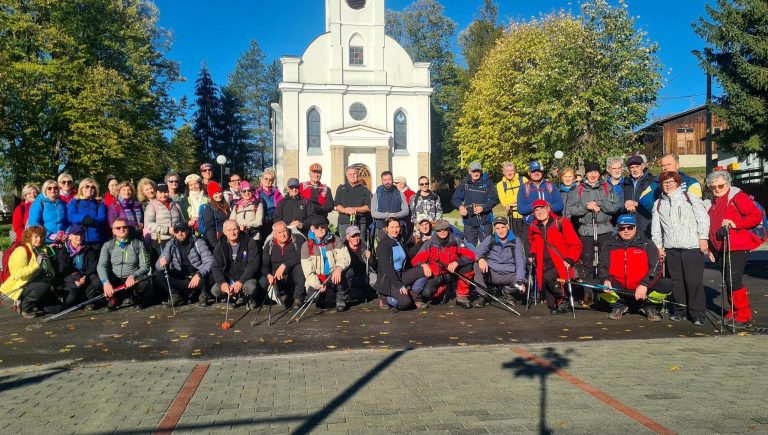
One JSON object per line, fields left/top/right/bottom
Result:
{"left": 154, "top": 221, "right": 213, "bottom": 308}
{"left": 411, "top": 219, "right": 477, "bottom": 308}
{"left": 473, "top": 216, "right": 527, "bottom": 307}
{"left": 97, "top": 218, "right": 152, "bottom": 310}
{"left": 211, "top": 220, "right": 260, "bottom": 308}
{"left": 598, "top": 214, "right": 672, "bottom": 321}
{"left": 259, "top": 221, "right": 306, "bottom": 308}
{"left": 300, "top": 215, "right": 352, "bottom": 312}
{"left": 374, "top": 217, "right": 430, "bottom": 310}
{"left": 56, "top": 225, "right": 101, "bottom": 310}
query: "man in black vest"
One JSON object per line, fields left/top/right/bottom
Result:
{"left": 335, "top": 166, "right": 372, "bottom": 240}
{"left": 451, "top": 161, "right": 499, "bottom": 246}
{"left": 370, "top": 171, "right": 409, "bottom": 231}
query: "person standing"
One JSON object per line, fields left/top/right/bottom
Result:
{"left": 394, "top": 176, "right": 415, "bottom": 205}
{"left": 409, "top": 176, "right": 442, "bottom": 228}
{"left": 181, "top": 174, "right": 208, "bottom": 233}
{"left": 199, "top": 163, "right": 214, "bottom": 186}
{"left": 230, "top": 180, "right": 265, "bottom": 240}
{"left": 621, "top": 155, "right": 658, "bottom": 237}
{"left": 275, "top": 178, "right": 315, "bottom": 234}
{"left": 164, "top": 172, "right": 184, "bottom": 203}
{"left": 334, "top": 166, "right": 372, "bottom": 239}
{"left": 255, "top": 168, "right": 283, "bottom": 223}
{"left": 224, "top": 173, "right": 242, "bottom": 205}
{"left": 705, "top": 170, "right": 763, "bottom": 330}
{"left": 300, "top": 163, "right": 334, "bottom": 218}
{"left": 27, "top": 180, "right": 68, "bottom": 245}
{"left": 651, "top": 171, "right": 710, "bottom": 325}
{"left": 605, "top": 157, "right": 625, "bottom": 205}
{"left": 451, "top": 161, "right": 499, "bottom": 246}
{"left": 517, "top": 161, "right": 564, "bottom": 224}
{"left": 103, "top": 175, "right": 119, "bottom": 208}
{"left": 57, "top": 173, "right": 77, "bottom": 204}
{"left": 557, "top": 167, "right": 578, "bottom": 205}
{"left": 564, "top": 162, "right": 620, "bottom": 302}
{"left": 496, "top": 162, "right": 528, "bottom": 239}
{"left": 660, "top": 153, "right": 702, "bottom": 198}
{"left": 136, "top": 178, "right": 157, "bottom": 212}
{"left": 11, "top": 184, "right": 39, "bottom": 244}
{"left": 371, "top": 171, "right": 409, "bottom": 231}
{"left": 106, "top": 182, "right": 143, "bottom": 237}
{"left": 144, "top": 183, "right": 184, "bottom": 254}
{"left": 201, "top": 182, "right": 230, "bottom": 248}
{"left": 66, "top": 178, "right": 107, "bottom": 246}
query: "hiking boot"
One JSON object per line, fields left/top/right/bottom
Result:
{"left": 292, "top": 299, "right": 304, "bottom": 311}
{"left": 728, "top": 320, "right": 753, "bottom": 331}
{"left": 378, "top": 298, "right": 391, "bottom": 310}
{"left": 84, "top": 303, "right": 95, "bottom": 312}
{"left": 644, "top": 306, "right": 662, "bottom": 322}
{"left": 472, "top": 297, "right": 487, "bottom": 308}
{"left": 455, "top": 296, "right": 472, "bottom": 309}
{"left": 501, "top": 286, "right": 517, "bottom": 304}
{"left": 607, "top": 306, "right": 629, "bottom": 320}
{"left": 246, "top": 298, "right": 256, "bottom": 311}
{"left": 549, "top": 308, "right": 565, "bottom": 315}
{"left": 106, "top": 297, "right": 119, "bottom": 311}
{"left": 21, "top": 310, "right": 40, "bottom": 319}
{"left": 198, "top": 292, "right": 210, "bottom": 307}
{"left": 558, "top": 301, "right": 571, "bottom": 314}
{"left": 336, "top": 301, "right": 349, "bottom": 312}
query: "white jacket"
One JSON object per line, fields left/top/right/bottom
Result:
{"left": 651, "top": 188, "right": 709, "bottom": 250}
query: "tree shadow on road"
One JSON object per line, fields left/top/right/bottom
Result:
{"left": 0, "top": 367, "right": 68, "bottom": 393}
{"left": 503, "top": 347, "right": 573, "bottom": 435}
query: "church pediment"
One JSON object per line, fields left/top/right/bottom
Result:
{"left": 328, "top": 125, "right": 392, "bottom": 142}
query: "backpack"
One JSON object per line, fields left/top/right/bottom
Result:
{"left": 655, "top": 191, "right": 692, "bottom": 212}
{"left": 577, "top": 182, "right": 610, "bottom": 198}
{"left": 0, "top": 243, "right": 30, "bottom": 285}
{"left": 733, "top": 195, "right": 768, "bottom": 243}
{"left": 197, "top": 204, "right": 209, "bottom": 235}
{"left": 523, "top": 181, "right": 554, "bottom": 199}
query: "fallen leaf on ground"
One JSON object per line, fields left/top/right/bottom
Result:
{"left": 326, "top": 345, "right": 337, "bottom": 349}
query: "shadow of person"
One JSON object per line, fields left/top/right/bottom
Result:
{"left": 503, "top": 347, "right": 573, "bottom": 435}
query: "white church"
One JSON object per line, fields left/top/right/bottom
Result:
{"left": 271, "top": 0, "right": 433, "bottom": 190}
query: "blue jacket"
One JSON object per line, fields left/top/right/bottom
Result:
{"left": 67, "top": 198, "right": 107, "bottom": 244}
{"left": 27, "top": 195, "right": 68, "bottom": 241}
{"left": 517, "top": 180, "right": 564, "bottom": 224}
{"left": 451, "top": 174, "right": 499, "bottom": 226}
{"left": 474, "top": 231, "right": 526, "bottom": 281}
{"left": 621, "top": 169, "right": 659, "bottom": 234}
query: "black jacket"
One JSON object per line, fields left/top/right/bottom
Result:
{"left": 56, "top": 244, "right": 99, "bottom": 279}
{"left": 261, "top": 234, "right": 304, "bottom": 276}
{"left": 212, "top": 234, "right": 261, "bottom": 285}
{"left": 202, "top": 203, "right": 230, "bottom": 248}
{"left": 274, "top": 194, "right": 315, "bottom": 230}
{"left": 373, "top": 234, "right": 409, "bottom": 297}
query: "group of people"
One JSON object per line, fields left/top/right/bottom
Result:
{"left": 1, "top": 155, "right": 763, "bottom": 330}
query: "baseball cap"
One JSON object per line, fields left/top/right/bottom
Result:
{"left": 200, "top": 163, "right": 213, "bottom": 170}
{"left": 433, "top": 219, "right": 450, "bottom": 231}
{"left": 394, "top": 176, "right": 407, "bottom": 184}
{"left": 493, "top": 216, "right": 509, "bottom": 226}
{"left": 287, "top": 178, "right": 300, "bottom": 188}
{"left": 67, "top": 224, "right": 85, "bottom": 235}
{"left": 626, "top": 155, "right": 644, "bottom": 166}
{"left": 532, "top": 199, "right": 549, "bottom": 209}
{"left": 345, "top": 226, "right": 361, "bottom": 237}
{"left": 309, "top": 163, "right": 323, "bottom": 172}
{"left": 469, "top": 161, "right": 483, "bottom": 172}
{"left": 616, "top": 214, "right": 637, "bottom": 226}
{"left": 173, "top": 221, "right": 190, "bottom": 232}
{"left": 156, "top": 183, "right": 169, "bottom": 193}
{"left": 529, "top": 161, "right": 544, "bottom": 172}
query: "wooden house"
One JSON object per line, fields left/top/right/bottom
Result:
{"left": 639, "top": 106, "right": 726, "bottom": 167}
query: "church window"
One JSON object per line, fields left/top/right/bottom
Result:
{"left": 349, "top": 103, "right": 367, "bottom": 121}
{"left": 346, "top": 0, "right": 366, "bottom": 10}
{"left": 307, "top": 108, "right": 321, "bottom": 151}
{"left": 349, "top": 46, "right": 364, "bottom": 66}
{"left": 394, "top": 110, "right": 407, "bottom": 151}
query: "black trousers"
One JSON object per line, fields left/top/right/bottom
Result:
{"left": 20, "top": 281, "right": 62, "bottom": 314}
{"left": 578, "top": 232, "right": 612, "bottom": 284}
{"left": 108, "top": 276, "right": 151, "bottom": 307}
{"left": 718, "top": 250, "right": 748, "bottom": 292}
{"left": 380, "top": 267, "right": 425, "bottom": 308}
{"left": 422, "top": 263, "right": 473, "bottom": 300}
{"left": 542, "top": 266, "right": 564, "bottom": 310}
{"left": 464, "top": 223, "right": 492, "bottom": 247}
{"left": 306, "top": 273, "right": 349, "bottom": 306}
{"left": 152, "top": 269, "right": 202, "bottom": 301}
{"left": 665, "top": 248, "right": 706, "bottom": 320}
{"left": 62, "top": 273, "right": 101, "bottom": 306}
{"left": 257, "top": 264, "right": 306, "bottom": 303}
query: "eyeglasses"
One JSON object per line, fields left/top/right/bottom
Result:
{"left": 661, "top": 180, "right": 677, "bottom": 186}
{"left": 262, "top": 177, "right": 274, "bottom": 182}
{"left": 241, "top": 189, "right": 252, "bottom": 193}
{"left": 710, "top": 183, "right": 727, "bottom": 191}
{"left": 230, "top": 178, "right": 241, "bottom": 183}
{"left": 167, "top": 180, "right": 178, "bottom": 184}
{"left": 419, "top": 183, "right": 429, "bottom": 186}
{"left": 113, "top": 226, "right": 128, "bottom": 231}
{"left": 435, "top": 228, "right": 450, "bottom": 233}
{"left": 617, "top": 225, "right": 635, "bottom": 231}
{"left": 60, "top": 180, "right": 73, "bottom": 185}
{"left": 311, "top": 225, "right": 328, "bottom": 230}
{"left": 46, "top": 186, "right": 59, "bottom": 191}
{"left": 201, "top": 169, "right": 212, "bottom": 173}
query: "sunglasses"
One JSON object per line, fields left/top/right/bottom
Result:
{"left": 83, "top": 186, "right": 95, "bottom": 190}
{"left": 47, "top": 186, "right": 59, "bottom": 191}
{"left": 311, "top": 225, "right": 328, "bottom": 230}
{"left": 113, "top": 226, "right": 128, "bottom": 231}
{"left": 419, "top": 183, "right": 429, "bottom": 186}
{"left": 617, "top": 225, "right": 635, "bottom": 231}
{"left": 167, "top": 180, "right": 179, "bottom": 184}
{"left": 241, "top": 189, "right": 252, "bottom": 193}
{"left": 436, "top": 228, "right": 450, "bottom": 233}
{"left": 201, "top": 169, "right": 212, "bottom": 173}
{"left": 60, "top": 180, "right": 73, "bottom": 185}
{"left": 710, "top": 183, "right": 727, "bottom": 190}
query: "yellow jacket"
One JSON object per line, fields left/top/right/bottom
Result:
{"left": 0, "top": 244, "right": 38, "bottom": 301}
{"left": 496, "top": 176, "right": 528, "bottom": 219}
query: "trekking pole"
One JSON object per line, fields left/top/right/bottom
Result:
{"left": 526, "top": 258, "right": 534, "bottom": 310}
{"left": 719, "top": 245, "right": 726, "bottom": 333}
{"left": 570, "top": 281, "right": 685, "bottom": 307}
{"left": 163, "top": 268, "right": 176, "bottom": 317}
{"left": 726, "top": 228, "right": 735, "bottom": 333}
{"left": 287, "top": 275, "right": 330, "bottom": 324}
{"left": 220, "top": 293, "right": 232, "bottom": 330}
{"left": 563, "top": 264, "right": 576, "bottom": 319}
{"left": 34, "top": 275, "right": 151, "bottom": 328}
{"left": 592, "top": 212, "right": 599, "bottom": 277}
{"left": 436, "top": 260, "right": 520, "bottom": 316}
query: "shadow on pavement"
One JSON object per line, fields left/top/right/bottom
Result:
{"left": 503, "top": 347, "right": 573, "bottom": 435}
{"left": 0, "top": 367, "right": 68, "bottom": 393}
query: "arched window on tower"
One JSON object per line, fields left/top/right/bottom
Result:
{"left": 307, "top": 108, "right": 321, "bottom": 152}
{"left": 394, "top": 110, "right": 407, "bottom": 152}
{"left": 349, "top": 34, "right": 365, "bottom": 66}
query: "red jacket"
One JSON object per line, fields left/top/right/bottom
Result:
{"left": 708, "top": 187, "right": 763, "bottom": 252}
{"left": 12, "top": 201, "right": 33, "bottom": 244}
{"left": 411, "top": 233, "right": 475, "bottom": 277}
{"left": 598, "top": 233, "right": 659, "bottom": 291}
{"left": 528, "top": 212, "right": 582, "bottom": 288}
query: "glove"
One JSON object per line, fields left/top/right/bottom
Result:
{"left": 81, "top": 216, "right": 95, "bottom": 227}
{"left": 716, "top": 226, "right": 729, "bottom": 238}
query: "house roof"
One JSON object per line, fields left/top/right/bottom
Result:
{"left": 646, "top": 105, "right": 707, "bottom": 128}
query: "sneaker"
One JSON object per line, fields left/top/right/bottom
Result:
{"left": 455, "top": 296, "right": 472, "bottom": 309}
{"left": 549, "top": 308, "right": 564, "bottom": 315}
{"left": 21, "top": 310, "right": 40, "bottom": 319}
{"left": 106, "top": 298, "right": 119, "bottom": 311}
{"left": 669, "top": 314, "right": 684, "bottom": 322}
{"left": 692, "top": 318, "right": 704, "bottom": 326}
{"left": 472, "top": 297, "right": 487, "bottom": 308}
{"left": 414, "top": 300, "right": 429, "bottom": 310}
{"left": 84, "top": 303, "right": 95, "bottom": 312}
{"left": 607, "top": 306, "right": 629, "bottom": 320}
{"left": 293, "top": 299, "right": 305, "bottom": 311}
{"left": 336, "top": 301, "right": 349, "bottom": 312}
{"left": 378, "top": 299, "right": 391, "bottom": 310}
{"left": 644, "top": 306, "right": 662, "bottom": 322}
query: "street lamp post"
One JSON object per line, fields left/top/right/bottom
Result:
{"left": 216, "top": 155, "right": 227, "bottom": 185}
{"left": 692, "top": 50, "right": 714, "bottom": 174}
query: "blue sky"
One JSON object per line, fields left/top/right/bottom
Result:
{"left": 154, "top": 0, "right": 715, "bottom": 123}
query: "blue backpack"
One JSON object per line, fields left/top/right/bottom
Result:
{"left": 734, "top": 195, "right": 768, "bottom": 244}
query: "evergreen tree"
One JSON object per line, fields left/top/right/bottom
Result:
{"left": 458, "top": 0, "right": 504, "bottom": 78}
{"left": 218, "top": 87, "right": 249, "bottom": 174}
{"left": 193, "top": 64, "right": 221, "bottom": 161}
{"left": 165, "top": 124, "right": 199, "bottom": 176}
{"left": 694, "top": 0, "right": 768, "bottom": 157}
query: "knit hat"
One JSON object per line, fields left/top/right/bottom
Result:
{"left": 239, "top": 180, "right": 252, "bottom": 191}
{"left": 584, "top": 162, "right": 601, "bottom": 174}
{"left": 184, "top": 174, "right": 202, "bottom": 185}
{"left": 207, "top": 181, "right": 222, "bottom": 197}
